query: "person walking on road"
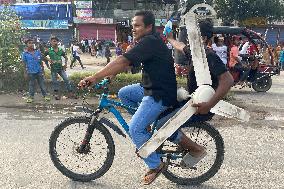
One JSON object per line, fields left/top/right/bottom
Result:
{"left": 105, "top": 45, "right": 111, "bottom": 64}
{"left": 70, "top": 42, "right": 85, "bottom": 69}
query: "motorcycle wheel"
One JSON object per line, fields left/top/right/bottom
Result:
{"left": 252, "top": 76, "right": 272, "bottom": 92}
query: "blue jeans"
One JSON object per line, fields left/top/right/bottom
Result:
{"left": 118, "top": 84, "right": 213, "bottom": 169}
{"left": 51, "top": 70, "right": 72, "bottom": 92}
{"left": 28, "top": 73, "right": 47, "bottom": 97}
{"left": 118, "top": 84, "right": 182, "bottom": 169}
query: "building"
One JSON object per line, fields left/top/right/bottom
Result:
{"left": 75, "top": 0, "right": 177, "bottom": 42}
{"left": 14, "top": 0, "right": 68, "bottom": 3}
{"left": 5, "top": 2, "right": 74, "bottom": 45}
{"left": 1, "top": 0, "right": 179, "bottom": 43}
{"left": 0, "top": 0, "right": 15, "bottom": 4}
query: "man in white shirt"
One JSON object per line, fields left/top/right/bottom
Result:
{"left": 239, "top": 37, "right": 250, "bottom": 55}
{"left": 70, "top": 42, "right": 85, "bottom": 69}
{"left": 212, "top": 36, "right": 228, "bottom": 65}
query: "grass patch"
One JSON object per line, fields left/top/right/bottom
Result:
{"left": 0, "top": 71, "right": 233, "bottom": 102}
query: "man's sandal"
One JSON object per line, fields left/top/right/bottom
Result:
{"left": 143, "top": 162, "right": 168, "bottom": 185}
{"left": 180, "top": 150, "right": 207, "bottom": 168}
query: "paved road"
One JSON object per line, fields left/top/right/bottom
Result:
{"left": 0, "top": 73, "right": 283, "bottom": 189}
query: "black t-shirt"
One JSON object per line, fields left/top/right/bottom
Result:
{"left": 123, "top": 33, "right": 177, "bottom": 106}
{"left": 183, "top": 46, "right": 228, "bottom": 94}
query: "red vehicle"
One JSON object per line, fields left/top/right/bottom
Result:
{"left": 213, "top": 26, "right": 280, "bottom": 92}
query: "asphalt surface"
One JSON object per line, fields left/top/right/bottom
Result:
{"left": 0, "top": 72, "right": 283, "bottom": 189}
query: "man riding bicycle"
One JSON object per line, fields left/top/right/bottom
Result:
{"left": 79, "top": 11, "right": 232, "bottom": 185}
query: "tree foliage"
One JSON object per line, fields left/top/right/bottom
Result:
{"left": 184, "top": 0, "right": 213, "bottom": 9}
{"left": 0, "top": 6, "right": 26, "bottom": 76}
{"left": 214, "top": 0, "right": 284, "bottom": 25}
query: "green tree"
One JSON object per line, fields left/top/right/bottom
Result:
{"left": 0, "top": 5, "right": 26, "bottom": 78}
{"left": 214, "top": 0, "right": 284, "bottom": 25}
{"left": 184, "top": 0, "right": 213, "bottom": 9}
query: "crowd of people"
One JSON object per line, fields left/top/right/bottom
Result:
{"left": 21, "top": 29, "right": 284, "bottom": 103}
{"left": 174, "top": 30, "right": 284, "bottom": 84}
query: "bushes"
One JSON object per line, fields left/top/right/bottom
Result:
{"left": 1, "top": 71, "right": 188, "bottom": 94}
{"left": 69, "top": 72, "right": 142, "bottom": 94}
{"left": 1, "top": 70, "right": 233, "bottom": 102}
{"left": 68, "top": 72, "right": 187, "bottom": 94}
{"left": 0, "top": 6, "right": 26, "bottom": 90}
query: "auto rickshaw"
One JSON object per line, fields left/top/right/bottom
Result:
{"left": 174, "top": 26, "right": 280, "bottom": 92}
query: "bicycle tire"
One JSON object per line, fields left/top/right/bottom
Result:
{"left": 49, "top": 116, "right": 115, "bottom": 182}
{"left": 162, "top": 122, "right": 224, "bottom": 185}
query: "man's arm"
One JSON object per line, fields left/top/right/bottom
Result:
{"left": 193, "top": 71, "right": 234, "bottom": 114}
{"left": 79, "top": 55, "right": 131, "bottom": 86}
{"left": 233, "top": 56, "right": 242, "bottom": 64}
{"left": 42, "top": 51, "right": 53, "bottom": 64}
{"left": 61, "top": 51, "right": 68, "bottom": 66}
{"left": 21, "top": 54, "right": 28, "bottom": 79}
{"left": 231, "top": 47, "right": 242, "bottom": 63}
{"left": 166, "top": 32, "right": 186, "bottom": 53}
{"left": 207, "top": 71, "right": 234, "bottom": 107}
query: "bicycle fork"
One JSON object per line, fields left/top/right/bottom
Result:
{"left": 77, "top": 109, "right": 102, "bottom": 154}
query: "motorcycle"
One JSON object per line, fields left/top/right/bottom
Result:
{"left": 229, "top": 54, "right": 280, "bottom": 92}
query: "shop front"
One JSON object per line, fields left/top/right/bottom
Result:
{"left": 74, "top": 17, "right": 116, "bottom": 41}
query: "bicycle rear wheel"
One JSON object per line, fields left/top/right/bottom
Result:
{"left": 162, "top": 122, "right": 224, "bottom": 185}
{"left": 49, "top": 116, "right": 115, "bottom": 182}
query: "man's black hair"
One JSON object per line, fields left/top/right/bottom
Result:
{"left": 199, "top": 19, "right": 213, "bottom": 39}
{"left": 25, "top": 38, "right": 33, "bottom": 44}
{"left": 50, "top": 36, "right": 59, "bottom": 42}
{"left": 134, "top": 11, "right": 156, "bottom": 33}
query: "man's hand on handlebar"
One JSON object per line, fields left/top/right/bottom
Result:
{"left": 78, "top": 76, "right": 114, "bottom": 89}
{"left": 78, "top": 76, "right": 96, "bottom": 89}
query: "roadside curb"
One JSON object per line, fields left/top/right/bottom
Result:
{"left": 0, "top": 93, "right": 98, "bottom": 110}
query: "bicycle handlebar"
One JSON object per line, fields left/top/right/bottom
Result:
{"left": 94, "top": 78, "right": 110, "bottom": 90}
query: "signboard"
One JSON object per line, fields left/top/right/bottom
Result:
{"left": 73, "top": 17, "right": 114, "bottom": 24}
{"left": 241, "top": 17, "right": 267, "bottom": 26}
{"left": 76, "top": 9, "right": 93, "bottom": 18}
{"left": 75, "top": 1, "right": 92, "bottom": 9}
{"left": 271, "top": 21, "right": 284, "bottom": 26}
{"left": 21, "top": 20, "right": 68, "bottom": 29}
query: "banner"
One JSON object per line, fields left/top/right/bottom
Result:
{"left": 241, "top": 17, "right": 267, "bottom": 27}
{"left": 75, "top": 1, "right": 92, "bottom": 9}
{"left": 73, "top": 17, "right": 114, "bottom": 24}
{"left": 21, "top": 20, "right": 68, "bottom": 29}
{"left": 76, "top": 9, "right": 92, "bottom": 18}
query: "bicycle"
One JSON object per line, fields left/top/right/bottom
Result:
{"left": 49, "top": 78, "right": 225, "bottom": 185}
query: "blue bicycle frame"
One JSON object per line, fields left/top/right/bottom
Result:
{"left": 98, "top": 92, "right": 136, "bottom": 136}
{"left": 94, "top": 79, "right": 160, "bottom": 137}
{"left": 82, "top": 79, "right": 183, "bottom": 159}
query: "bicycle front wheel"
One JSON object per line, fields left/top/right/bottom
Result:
{"left": 49, "top": 116, "right": 115, "bottom": 182}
